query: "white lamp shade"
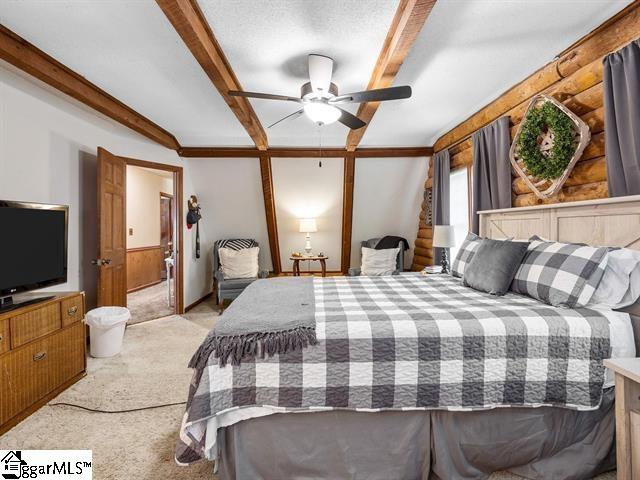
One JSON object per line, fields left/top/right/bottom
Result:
{"left": 299, "top": 218, "right": 317, "bottom": 233}
{"left": 432, "top": 225, "right": 456, "bottom": 248}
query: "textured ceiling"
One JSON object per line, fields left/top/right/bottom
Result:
{"left": 360, "top": 0, "right": 635, "bottom": 147}
{"left": 0, "top": 0, "right": 253, "bottom": 146}
{"left": 197, "top": 0, "right": 400, "bottom": 147}
{"left": 0, "top": 0, "right": 635, "bottom": 149}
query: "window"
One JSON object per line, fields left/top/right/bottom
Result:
{"left": 449, "top": 168, "right": 470, "bottom": 260}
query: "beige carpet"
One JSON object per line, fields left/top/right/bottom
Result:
{"left": 127, "top": 280, "right": 174, "bottom": 324}
{"left": 0, "top": 298, "right": 615, "bottom": 479}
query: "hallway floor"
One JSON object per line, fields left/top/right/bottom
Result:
{"left": 127, "top": 280, "right": 174, "bottom": 324}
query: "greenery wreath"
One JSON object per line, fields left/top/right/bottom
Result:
{"left": 516, "top": 101, "right": 577, "bottom": 180}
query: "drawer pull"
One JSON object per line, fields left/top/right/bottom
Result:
{"left": 67, "top": 306, "right": 79, "bottom": 316}
{"left": 33, "top": 351, "right": 47, "bottom": 362}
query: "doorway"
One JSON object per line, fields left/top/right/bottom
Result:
{"left": 96, "top": 148, "right": 184, "bottom": 320}
{"left": 125, "top": 165, "right": 175, "bottom": 323}
{"left": 160, "top": 192, "right": 174, "bottom": 281}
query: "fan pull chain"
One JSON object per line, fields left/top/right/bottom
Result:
{"left": 318, "top": 124, "right": 323, "bottom": 168}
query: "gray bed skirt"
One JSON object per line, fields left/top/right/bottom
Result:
{"left": 217, "top": 388, "right": 615, "bottom": 480}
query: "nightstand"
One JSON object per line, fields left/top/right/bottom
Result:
{"left": 290, "top": 256, "right": 328, "bottom": 277}
{"left": 603, "top": 358, "right": 640, "bottom": 480}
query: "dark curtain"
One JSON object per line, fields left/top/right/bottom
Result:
{"left": 604, "top": 39, "right": 640, "bottom": 197}
{"left": 471, "top": 116, "right": 512, "bottom": 233}
{"left": 432, "top": 149, "right": 450, "bottom": 264}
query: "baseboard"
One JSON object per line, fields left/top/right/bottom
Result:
{"left": 185, "top": 291, "right": 214, "bottom": 312}
{"left": 127, "top": 279, "right": 163, "bottom": 294}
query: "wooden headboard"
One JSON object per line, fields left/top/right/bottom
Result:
{"left": 479, "top": 194, "right": 640, "bottom": 353}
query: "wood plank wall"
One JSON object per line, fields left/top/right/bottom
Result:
{"left": 126, "top": 246, "right": 164, "bottom": 293}
{"left": 411, "top": 2, "right": 640, "bottom": 271}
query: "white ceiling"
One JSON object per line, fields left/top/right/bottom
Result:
{"left": 0, "top": 0, "right": 634, "bottom": 149}
{"left": 0, "top": 0, "right": 253, "bottom": 146}
{"left": 360, "top": 0, "right": 635, "bottom": 147}
{"left": 197, "top": 0, "right": 400, "bottom": 147}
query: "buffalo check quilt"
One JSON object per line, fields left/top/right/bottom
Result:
{"left": 176, "top": 274, "right": 611, "bottom": 463}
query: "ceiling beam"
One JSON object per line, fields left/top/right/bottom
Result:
{"left": 340, "top": 153, "right": 356, "bottom": 274}
{"left": 156, "top": 0, "right": 268, "bottom": 150}
{"left": 345, "top": 0, "right": 437, "bottom": 151}
{"left": 179, "top": 146, "right": 433, "bottom": 158}
{"left": 0, "top": 25, "right": 180, "bottom": 150}
{"left": 354, "top": 147, "right": 433, "bottom": 158}
{"left": 259, "top": 154, "right": 282, "bottom": 274}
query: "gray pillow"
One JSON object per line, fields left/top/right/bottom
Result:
{"left": 463, "top": 239, "right": 530, "bottom": 296}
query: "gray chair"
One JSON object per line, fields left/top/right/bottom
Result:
{"left": 213, "top": 239, "right": 268, "bottom": 304}
{"left": 348, "top": 237, "right": 405, "bottom": 276}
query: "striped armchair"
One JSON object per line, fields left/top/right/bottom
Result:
{"left": 213, "top": 239, "right": 268, "bottom": 304}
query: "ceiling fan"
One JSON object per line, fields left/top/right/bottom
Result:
{"left": 228, "top": 54, "right": 412, "bottom": 130}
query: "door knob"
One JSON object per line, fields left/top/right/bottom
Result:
{"left": 91, "top": 258, "right": 112, "bottom": 266}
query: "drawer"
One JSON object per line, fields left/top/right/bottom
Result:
{"left": 0, "top": 322, "right": 85, "bottom": 425}
{"left": 60, "top": 295, "right": 84, "bottom": 327}
{"left": 10, "top": 303, "right": 61, "bottom": 348}
{"left": 0, "top": 319, "right": 9, "bottom": 354}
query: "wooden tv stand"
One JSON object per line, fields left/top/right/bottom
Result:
{"left": 0, "top": 292, "right": 86, "bottom": 434}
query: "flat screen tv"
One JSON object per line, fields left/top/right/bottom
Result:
{"left": 0, "top": 200, "right": 68, "bottom": 309}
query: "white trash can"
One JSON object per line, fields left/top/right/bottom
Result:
{"left": 85, "top": 306, "right": 130, "bottom": 358}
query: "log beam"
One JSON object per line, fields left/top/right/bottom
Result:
{"left": 156, "top": 0, "right": 268, "bottom": 150}
{"left": 513, "top": 181, "right": 608, "bottom": 207}
{"left": 345, "top": 0, "right": 437, "bottom": 150}
{"left": 341, "top": 154, "right": 356, "bottom": 274}
{"left": 179, "top": 146, "right": 432, "bottom": 158}
{"left": 0, "top": 25, "right": 179, "bottom": 150}
{"left": 259, "top": 154, "right": 281, "bottom": 274}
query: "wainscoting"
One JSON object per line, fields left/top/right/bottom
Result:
{"left": 126, "top": 246, "right": 164, "bottom": 293}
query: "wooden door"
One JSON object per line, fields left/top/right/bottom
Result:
{"left": 160, "top": 194, "right": 173, "bottom": 280}
{"left": 97, "top": 147, "right": 127, "bottom": 307}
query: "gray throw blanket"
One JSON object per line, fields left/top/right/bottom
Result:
{"left": 189, "top": 277, "right": 317, "bottom": 368}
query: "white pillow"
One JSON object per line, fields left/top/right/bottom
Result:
{"left": 589, "top": 248, "right": 640, "bottom": 308}
{"left": 219, "top": 246, "right": 259, "bottom": 279}
{"left": 361, "top": 247, "right": 399, "bottom": 276}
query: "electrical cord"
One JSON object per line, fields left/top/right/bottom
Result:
{"left": 48, "top": 401, "right": 186, "bottom": 414}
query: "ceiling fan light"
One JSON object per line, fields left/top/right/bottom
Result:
{"left": 303, "top": 102, "right": 341, "bottom": 125}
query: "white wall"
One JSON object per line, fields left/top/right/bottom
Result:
{"left": 126, "top": 166, "right": 173, "bottom": 249}
{"left": 351, "top": 156, "right": 429, "bottom": 269}
{"left": 185, "top": 157, "right": 272, "bottom": 294}
{"left": 0, "top": 64, "right": 204, "bottom": 309}
{"left": 272, "top": 157, "right": 344, "bottom": 272}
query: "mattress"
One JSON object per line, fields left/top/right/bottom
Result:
{"left": 196, "top": 287, "right": 636, "bottom": 461}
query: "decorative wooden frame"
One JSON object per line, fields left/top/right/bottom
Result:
{"left": 510, "top": 94, "right": 591, "bottom": 200}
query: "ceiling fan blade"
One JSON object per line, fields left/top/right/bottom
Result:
{"left": 308, "top": 54, "right": 333, "bottom": 96}
{"left": 330, "top": 85, "right": 412, "bottom": 104}
{"left": 267, "top": 109, "right": 304, "bottom": 129}
{"left": 228, "top": 90, "right": 302, "bottom": 103}
{"left": 336, "top": 107, "right": 366, "bottom": 130}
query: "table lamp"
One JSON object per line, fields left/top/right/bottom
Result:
{"left": 299, "top": 218, "right": 317, "bottom": 255}
{"left": 432, "top": 225, "right": 456, "bottom": 274}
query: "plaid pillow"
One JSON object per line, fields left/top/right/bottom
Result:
{"left": 451, "top": 232, "right": 481, "bottom": 278}
{"left": 511, "top": 237, "right": 609, "bottom": 308}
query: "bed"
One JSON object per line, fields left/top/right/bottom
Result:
{"left": 177, "top": 195, "right": 640, "bottom": 480}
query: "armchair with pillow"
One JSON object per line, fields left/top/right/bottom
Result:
{"left": 349, "top": 237, "right": 405, "bottom": 276}
{"left": 213, "top": 239, "right": 268, "bottom": 305}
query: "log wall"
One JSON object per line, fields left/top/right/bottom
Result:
{"left": 411, "top": 1, "right": 640, "bottom": 271}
